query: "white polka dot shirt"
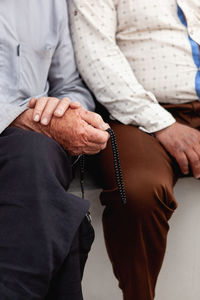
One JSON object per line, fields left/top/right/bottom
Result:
{"left": 69, "top": 0, "right": 200, "bottom": 133}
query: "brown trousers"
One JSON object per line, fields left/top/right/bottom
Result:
{"left": 99, "top": 101, "right": 200, "bottom": 300}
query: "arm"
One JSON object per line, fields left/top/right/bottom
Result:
{"left": 69, "top": 0, "right": 175, "bottom": 133}
{"left": 48, "top": 1, "right": 95, "bottom": 112}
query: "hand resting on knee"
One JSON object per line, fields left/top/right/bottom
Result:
{"left": 11, "top": 106, "right": 110, "bottom": 155}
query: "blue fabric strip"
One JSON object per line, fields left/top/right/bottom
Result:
{"left": 177, "top": 6, "right": 187, "bottom": 26}
{"left": 188, "top": 37, "right": 200, "bottom": 68}
{"left": 196, "top": 71, "right": 200, "bottom": 98}
{"left": 177, "top": 5, "right": 200, "bottom": 98}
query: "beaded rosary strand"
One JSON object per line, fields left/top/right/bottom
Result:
{"left": 79, "top": 128, "right": 127, "bottom": 205}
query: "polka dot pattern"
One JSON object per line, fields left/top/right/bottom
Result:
{"left": 69, "top": 0, "right": 200, "bottom": 132}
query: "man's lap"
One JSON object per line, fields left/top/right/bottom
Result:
{"left": 98, "top": 101, "right": 200, "bottom": 213}
{"left": 100, "top": 121, "right": 177, "bottom": 189}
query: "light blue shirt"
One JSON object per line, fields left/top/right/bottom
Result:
{"left": 0, "top": 0, "right": 94, "bottom": 133}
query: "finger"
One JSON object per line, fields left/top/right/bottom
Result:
{"left": 68, "top": 141, "right": 106, "bottom": 156}
{"left": 40, "top": 98, "right": 60, "bottom": 125}
{"left": 81, "top": 141, "right": 107, "bottom": 154}
{"left": 85, "top": 141, "right": 107, "bottom": 152}
{"left": 69, "top": 148, "right": 101, "bottom": 156}
{"left": 69, "top": 102, "right": 82, "bottom": 109}
{"left": 80, "top": 110, "right": 109, "bottom": 131}
{"left": 28, "top": 98, "right": 37, "bottom": 108}
{"left": 33, "top": 97, "right": 48, "bottom": 122}
{"left": 187, "top": 147, "right": 200, "bottom": 178}
{"left": 193, "top": 142, "right": 200, "bottom": 160}
{"left": 175, "top": 151, "right": 189, "bottom": 175}
{"left": 54, "top": 98, "right": 71, "bottom": 117}
{"left": 85, "top": 125, "right": 110, "bottom": 144}
{"left": 83, "top": 149, "right": 101, "bottom": 155}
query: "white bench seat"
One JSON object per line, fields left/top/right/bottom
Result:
{"left": 70, "top": 174, "right": 200, "bottom": 300}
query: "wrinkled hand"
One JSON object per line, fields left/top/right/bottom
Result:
{"left": 49, "top": 107, "right": 110, "bottom": 155}
{"left": 154, "top": 122, "right": 200, "bottom": 178}
{"left": 29, "top": 97, "right": 81, "bottom": 125}
{"left": 11, "top": 107, "right": 110, "bottom": 155}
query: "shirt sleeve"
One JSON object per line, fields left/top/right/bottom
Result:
{"left": 0, "top": 102, "right": 28, "bottom": 134}
{"left": 0, "top": 87, "right": 50, "bottom": 134}
{"left": 48, "top": 1, "right": 95, "bottom": 112}
{"left": 69, "top": 0, "right": 176, "bottom": 133}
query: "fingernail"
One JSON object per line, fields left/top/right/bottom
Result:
{"left": 41, "top": 118, "right": 48, "bottom": 125}
{"left": 34, "top": 114, "right": 40, "bottom": 122}
{"left": 73, "top": 102, "right": 81, "bottom": 107}
{"left": 55, "top": 109, "right": 62, "bottom": 116}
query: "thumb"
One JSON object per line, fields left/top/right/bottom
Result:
{"left": 79, "top": 109, "right": 109, "bottom": 131}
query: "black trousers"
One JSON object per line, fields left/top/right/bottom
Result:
{"left": 0, "top": 127, "right": 94, "bottom": 299}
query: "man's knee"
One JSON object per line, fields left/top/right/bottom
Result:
{"left": 125, "top": 174, "right": 177, "bottom": 220}
{"left": 8, "top": 127, "right": 65, "bottom": 161}
{"left": 2, "top": 127, "right": 72, "bottom": 189}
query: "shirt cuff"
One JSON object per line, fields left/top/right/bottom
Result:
{"left": 0, "top": 103, "right": 28, "bottom": 134}
{"left": 138, "top": 104, "right": 176, "bottom": 133}
{"left": 110, "top": 102, "right": 176, "bottom": 133}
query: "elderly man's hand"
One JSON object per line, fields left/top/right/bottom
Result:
{"left": 28, "top": 96, "right": 81, "bottom": 125}
{"left": 49, "top": 107, "right": 110, "bottom": 155}
{"left": 11, "top": 107, "right": 110, "bottom": 155}
{"left": 154, "top": 122, "right": 200, "bottom": 179}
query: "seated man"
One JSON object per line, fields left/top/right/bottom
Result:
{"left": 69, "top": 0, "right": 200, "bottom": 299}
{"left": 0, "top": 0, "right": 109, "bottom": 299}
